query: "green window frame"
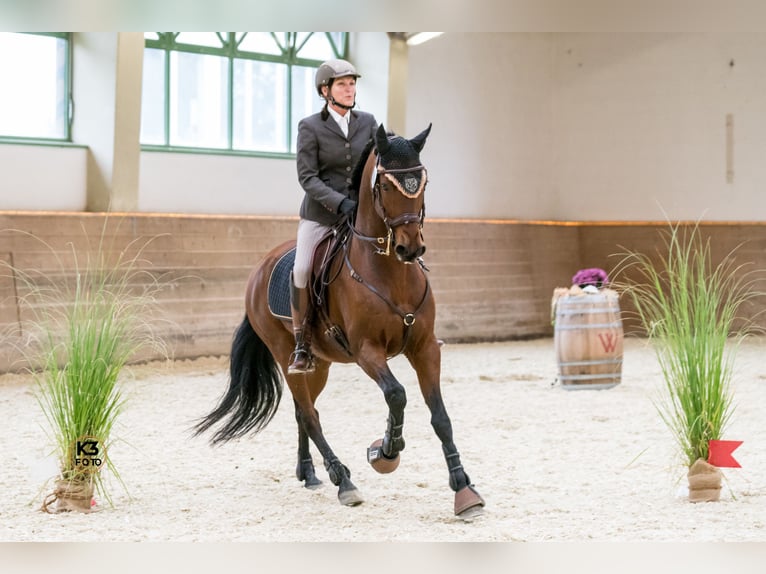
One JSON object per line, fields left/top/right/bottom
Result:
{"left": 141, "top": 32, "right": 348, "bottom": 158}
{"left": 0, "top": 32, "right": 72, "bottom": 143}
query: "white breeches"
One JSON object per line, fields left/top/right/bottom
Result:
{"left": 292, "top": 218, "right": 331, "bottom": 288}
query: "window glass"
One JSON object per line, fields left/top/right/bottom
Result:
{"left": 0, "top": 33, "right": 68, "bottom": 139}
{"left": 236, "top": 32, "right": 284, "bottom": 56}
{"left": 142, "top": 32, "right": 346, "bottom": 154}
{"left": 327, "top": 32, "right": 344, "bottom": 53}
{"left": 290, "top": 65, "right": 323, "bottom": 153}
{"left": 169, "top": 52, "right": 229, "bottom": 148}
{"left": 233, "top": 59, "right": 287, "bottom": 152}
{"left": 140, "top": 48, "right": 166, "bottom": 145}
{"left": 175, "top": 33, "right": 224, "bottom": 49}
{"left": 295, "top": 32, "right": 337, "bottom": 60}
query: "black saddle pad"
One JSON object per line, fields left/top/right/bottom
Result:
{"left": 267, "top": 247, "right": 295, "bottom": 320}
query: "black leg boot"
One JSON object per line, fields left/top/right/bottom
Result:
{"left": 288, "top": 275, "right": 315, "bottom": 375}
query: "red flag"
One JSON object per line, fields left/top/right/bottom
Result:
{"left": 708, "top": 440, "right": 743, "bottom": 468}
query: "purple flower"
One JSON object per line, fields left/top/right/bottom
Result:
{"left": 572, "top": 267, "right": 609, "bottom": 288}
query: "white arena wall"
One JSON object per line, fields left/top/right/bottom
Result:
{"left": 4, "top": 33, "right": 766, "bottom": 221}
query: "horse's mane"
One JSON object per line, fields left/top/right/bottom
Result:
{"left": 350, "top": 135, "right": 378, "bottom": 194}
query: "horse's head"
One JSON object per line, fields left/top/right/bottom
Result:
{"left": 369, "top": 123, "right": 432, "bottom": 263}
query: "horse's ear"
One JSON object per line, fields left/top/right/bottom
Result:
{"left": 409, "top": 123, "right": 432, "bottom": 153}
{"left": 375, "top": 124, "right": 389, "bottom": 155}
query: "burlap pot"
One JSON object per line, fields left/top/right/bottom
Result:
{"left": 687, "top": 458, "right": 722, "bottom": 503}
{"left": 41, "top": 478, "right": 94, "bottom": 513}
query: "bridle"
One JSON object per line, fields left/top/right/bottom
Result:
{"left": 339, "top": 148, "right": 431, "bottom": 357}
{"left": 348, "top": 153, "right": 427, "bottom": 257}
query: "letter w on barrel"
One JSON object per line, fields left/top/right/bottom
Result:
{"left": 598, "top": 332, "right": 619, "bottom": 353}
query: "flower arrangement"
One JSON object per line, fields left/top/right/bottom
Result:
{"left": 572, "top": 268, "right": 609, "bottom": 289}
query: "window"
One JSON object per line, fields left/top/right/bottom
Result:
{"left": 141, "top": 32, "right": 347, "bottom": 156}
{"left": 0, "top": 33, "right": 71, "bottom": 141}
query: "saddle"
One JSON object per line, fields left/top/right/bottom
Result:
{"left": 267, "top": 222, "right": 352, "bottom": 352}
{"left": 266, "top": 247, "right": 298, "bottom": 321}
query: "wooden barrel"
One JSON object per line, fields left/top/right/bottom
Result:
{"left": 553, "top": 288, "right": 623, "bottom": 390}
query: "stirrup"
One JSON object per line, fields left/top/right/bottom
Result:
{"left": 287, "top": 348, "right": 315, "bottom": 374}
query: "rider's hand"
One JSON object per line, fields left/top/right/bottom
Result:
{"left": 338, "top": 198, "right": 357, "bottom": 215}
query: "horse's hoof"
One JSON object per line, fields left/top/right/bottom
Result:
{"left": 338, "top": 488, "right": 364, "bottom": 507}
{"left": 454, "top": 485, "right": 485, "bottom": 517}
{"left": 297, "top": 462, "right": 323, "bottom": 489}
{"left": 304, "top": 476, "right": 323, "bottom": 490}
{"left": 367, "top": 439, "right": 400, "bottom": 474}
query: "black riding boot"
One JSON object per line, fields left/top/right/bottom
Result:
{"left": 288, "top": 276, "right": 315, "bottom": 375}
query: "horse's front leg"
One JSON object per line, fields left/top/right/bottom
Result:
{"left": 407, "top": 341, "right": 485, "bottom": 517}
{"left": 357, "top": 345, "right": 407, "bottom": 473}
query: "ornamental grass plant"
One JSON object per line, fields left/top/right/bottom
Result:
{"left": 4, "top": 222, "right": 169, "bottom": 512}
{"left": 614, "top": 222, "right": 762, "bottom": 473}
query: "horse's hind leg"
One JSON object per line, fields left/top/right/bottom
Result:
{"left": 294, "top": 399, "right": 322, "bottom": 489}
{"left": 287, "top": 360, "right": 363, "bottom": 506}
{"left": 294, "top": 358, "right": 332, "bottom": 489}
{"left": 407, "top": 344, "right": 485, "bottom": 517}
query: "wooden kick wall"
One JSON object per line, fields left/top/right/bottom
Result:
{"left": 578, "top": 222, "right": 766, "bottom": 335}
{"left": 1, "top": 212, "right": 765, "bottom": 372}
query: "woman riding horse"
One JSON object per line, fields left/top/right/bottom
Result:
{"left": 195, "top": 107, "right": 485, "bottom": 518}
{"left": 289, "top": 58, "right": 377, "bottom": 375}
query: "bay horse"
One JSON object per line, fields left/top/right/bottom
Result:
{"left": 194, "top": 124, "right": 485, "bottom": 517}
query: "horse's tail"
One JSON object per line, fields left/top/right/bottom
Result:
{"left": 193, "top": 315, "right": 283, "bottom": 444}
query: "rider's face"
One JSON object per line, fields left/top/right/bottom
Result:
{"left": 326, "top": 76, "right": 356, "bottom": 112}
